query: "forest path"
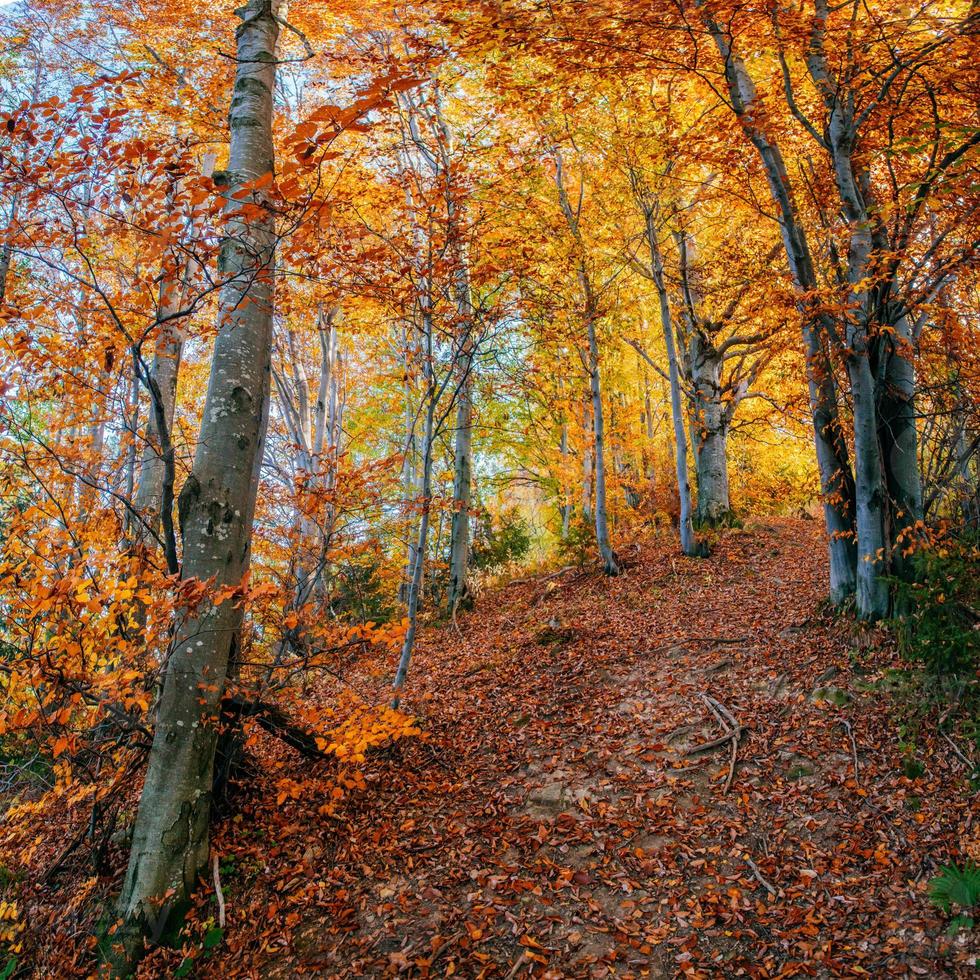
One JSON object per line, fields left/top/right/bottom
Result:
{"left": 206, "top": 519, "right": 977, "bottom": 978}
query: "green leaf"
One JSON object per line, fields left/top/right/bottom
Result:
{"left": 929, "top": 862, "right": 980, "bottom": 914}
{"left": 946, "top": 914, "right": 974, "bottom": 937}
{"left": 173, "top": 957, "right": 195, "bottom": 979}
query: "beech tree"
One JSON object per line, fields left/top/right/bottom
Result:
{"left": 0, "top": 2, "right": 978, "bottom": 975}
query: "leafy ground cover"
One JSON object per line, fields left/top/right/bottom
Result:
{"left": 14, "top": 520, "right": 980, "bottom": 977}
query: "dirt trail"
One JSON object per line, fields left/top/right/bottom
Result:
{"left": 202, "top": 519, "right": 978, "bottom": 978}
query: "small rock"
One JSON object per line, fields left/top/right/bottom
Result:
{"left": 529, "top": 782, "right": 568, "bottom": 814}
{"left": 810, "top": 685, "right": 850, "bottom": 706}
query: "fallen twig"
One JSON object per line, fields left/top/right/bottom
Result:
{"left": 666, "top": 723, "right": 696, "bottom": 743}
{"left": 683, "top": 728, "right": 744, "bottom": 755}
{"left": 839, "top": 719, "right": 860, "bottom": 784}
{"left": 429, "top": 929, "right": 463, "bottom": 970}
{"left": 745, "top": 855, "right": 777, "bottom": 897}
{"left": 212, "top": 851, "right": 226, "bottom": 928}
{"left": 724, "top": 727, "right": 738, "bottom": 792}
{"left": 940, "top": 730, "right": 974, "bottom": 771}
{"left": 690, "top": 694, "right": 743, "bottom": 792}
{"left": 505, "top": 951, "right": 527, "bottom": 979}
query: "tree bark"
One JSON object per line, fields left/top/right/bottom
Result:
{"left": 581, "top": 398, "right": 593, "bottom": 523}
{"left": 447, "top": 273, "right": 475, "bottom": 612}
{"left": 134, "top": 153, "right": 216, "bottom": 556}
{"left": 549, "top": 147, "right": 618, "bottom": 574}
{"left": 586, "top": 307, "right": 620, "bottom": 575}
{"left": 109, "top": 3, "right": 280, "bottom": 971}
{"left": 559, "top": 416, "right": 573, "bottom": 538}
{"left": 392, "top": 329, "right": 436, "bottom": 709}
{"left": 687, "top": 330, "right": 731, "bottom": 526}
{"left": 697, "top": 5, "right": 857, "bottom": 601}
{"left": 640, "top": 213, "right": 700, "bottom": 557}
{"left": 878, "top": 317, "right": 923, "bottom": 575}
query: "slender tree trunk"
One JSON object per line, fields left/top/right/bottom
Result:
{"left": 134, "top": 272, "right": 185, "bottom": 540}
{"left": 399, "top": 323, "right": 419, "bottom": 605}
{"left": 643, "top": 367, "right": 656, "bottom": 485}
{"left": 122, "top": 353, "right": 140, "bottom": 538}
{"left": 581, "top": 398, "right": 593, "bottom": 523}
{"left": 134, "top": 154, "right": 216, "bottom": 550}
{"left": 878, "top": 312, "right": 923, "bottom": 576}
{"left": 586, "top": 311, "right": 620, "bottom": 575}
{"left": 392, "top": 368, "right": 436, "bottom": 709}
{"left": 847, "top": 352, "right": 890, "bottom": 618}
{"left": 644, "top": 222, "right": 699, "bottom": 557}
{"left": 447, "top": 305, "right": 474, "bottom": 611}
{"left": 0, "top": 192, "right": 19, "bottom": 305}
{"left": 549, "top": 148, "right": 617, "bottom": 571}
{"left": 820, "top": 63, "right": 889, "bottom": 617}
{"left": 558, "top": 417, "right": 572, "bottom": 538}
{"left": 110, "top": 4, "right": 280, "bottom": 971}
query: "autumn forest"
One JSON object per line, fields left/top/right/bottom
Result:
{"left": 0, "top": 0, "right": 978, "bottom": 976}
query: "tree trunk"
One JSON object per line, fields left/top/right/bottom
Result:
{"left": 644, "top": 220, "right": 699, "bottom": 557}
{"left": 392, "top": 362, "right": 436, "bottom": 709}
{"left": 559, "top": 418, "right": 573, "bottom": 539}
{"left": 877, "top": 312, "right": 923, "bottom": 578}
{"left": 698, "top": 6, "right": 857, "bottom": 601}
{"left": 399, "top": 323, "right": 419, "bottom": 606}
{"left": 109, "top": 3, "right": 280, "bottom": 971}
{"left": 134, "top": 271, "right": 184, "bottom": 540}
{"left": 688, "top": 331, "right": 731, "bottom": 526}
{"left": 847, "top": 351, "right": 890, "bottom": 618}
{"left": 643, "top": 366, "right": 656, "bottom": 483}
{"left": 134, "top": 153, "right": 216, "bottom": 553}
{"left": 581, "top": 399, "right": 593, "bottom": 523}
{"left": 447, "top": 304, "right": 474, "bottom": 612}
{"left": 586, "top": 311, "right": 620, "bottom": 576}
{"left": 0, "top": 192, "right": 19, "bottom": 305}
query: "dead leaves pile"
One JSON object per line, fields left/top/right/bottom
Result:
{"left": 18, "top": 520, "right": 980, "bottom": 977}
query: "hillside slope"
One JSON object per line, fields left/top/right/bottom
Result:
{"left": 150, "top": 520, "right": 978, "bottom": 976}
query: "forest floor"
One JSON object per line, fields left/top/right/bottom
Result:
{"left": 29, "top": 518, "right": 978, "bottom": 978}
{"left": 172, "top": 517, "right": 978, "bottom": 979}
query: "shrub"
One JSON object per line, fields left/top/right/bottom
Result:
{"left": 471, "top": 509, "right": 532, "bottom": 574}
{"left": 555, "top": 515, "right": 595, "bottom": 567}
{"left": 893, "top": 540, "right": 980, "bottom": 677}
{"left": 929, "top": 861, "right": 980, "bottom": 934}
{"left": 331, "top": 556, "right": 399, "bottom": 625}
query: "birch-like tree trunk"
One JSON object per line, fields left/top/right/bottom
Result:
{"left": 697, "top": 6, "right": 858, "bottom": 602}
{"left": 133, "top": 265, "right": 184, "bottom": 537}
{"left": 275, "top": 305, "right": 342, "bottom": 620}
{"left": 447, "top": 272, "right": 474, "bottom": 612}
{"left": 392, "top": 314, "right": 436, "bottom": 709}
{"left": 879, "top": 313, "right": 923, "bottom": 565}
{"left": 134, "top": 153, "right": 216, "bottom": 559}
{"left": 110, "top": 3, "right": 280, "bottom": 970}
{"left": 559, "top": 415, "right": 573, "bottom": 538}
{"left": 807, "top": 4, "right": 890, "bottom": 617}
{"left": 551, "top": 147, "right": 619, "bottom": 574}
{"left": 581, "top": 398, "right": 593, "bottom": 523}
{"left": 645, "top": 225, "right": 699, "bottom": 557}
{"left": 687, "top": 331, "right": 731, "bottom": 526}
{"left": 585, "top": 306, "right": 620, "bottom": 575}
{"left": 0, "top": 193, "right": 19, "bottom": 306}
{"left": 643, "top": 365, "right": 656, "bottom": 484}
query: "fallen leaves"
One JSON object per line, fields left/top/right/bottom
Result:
{"left": 7, "top": 520, "right": 980, "bottom": 976}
